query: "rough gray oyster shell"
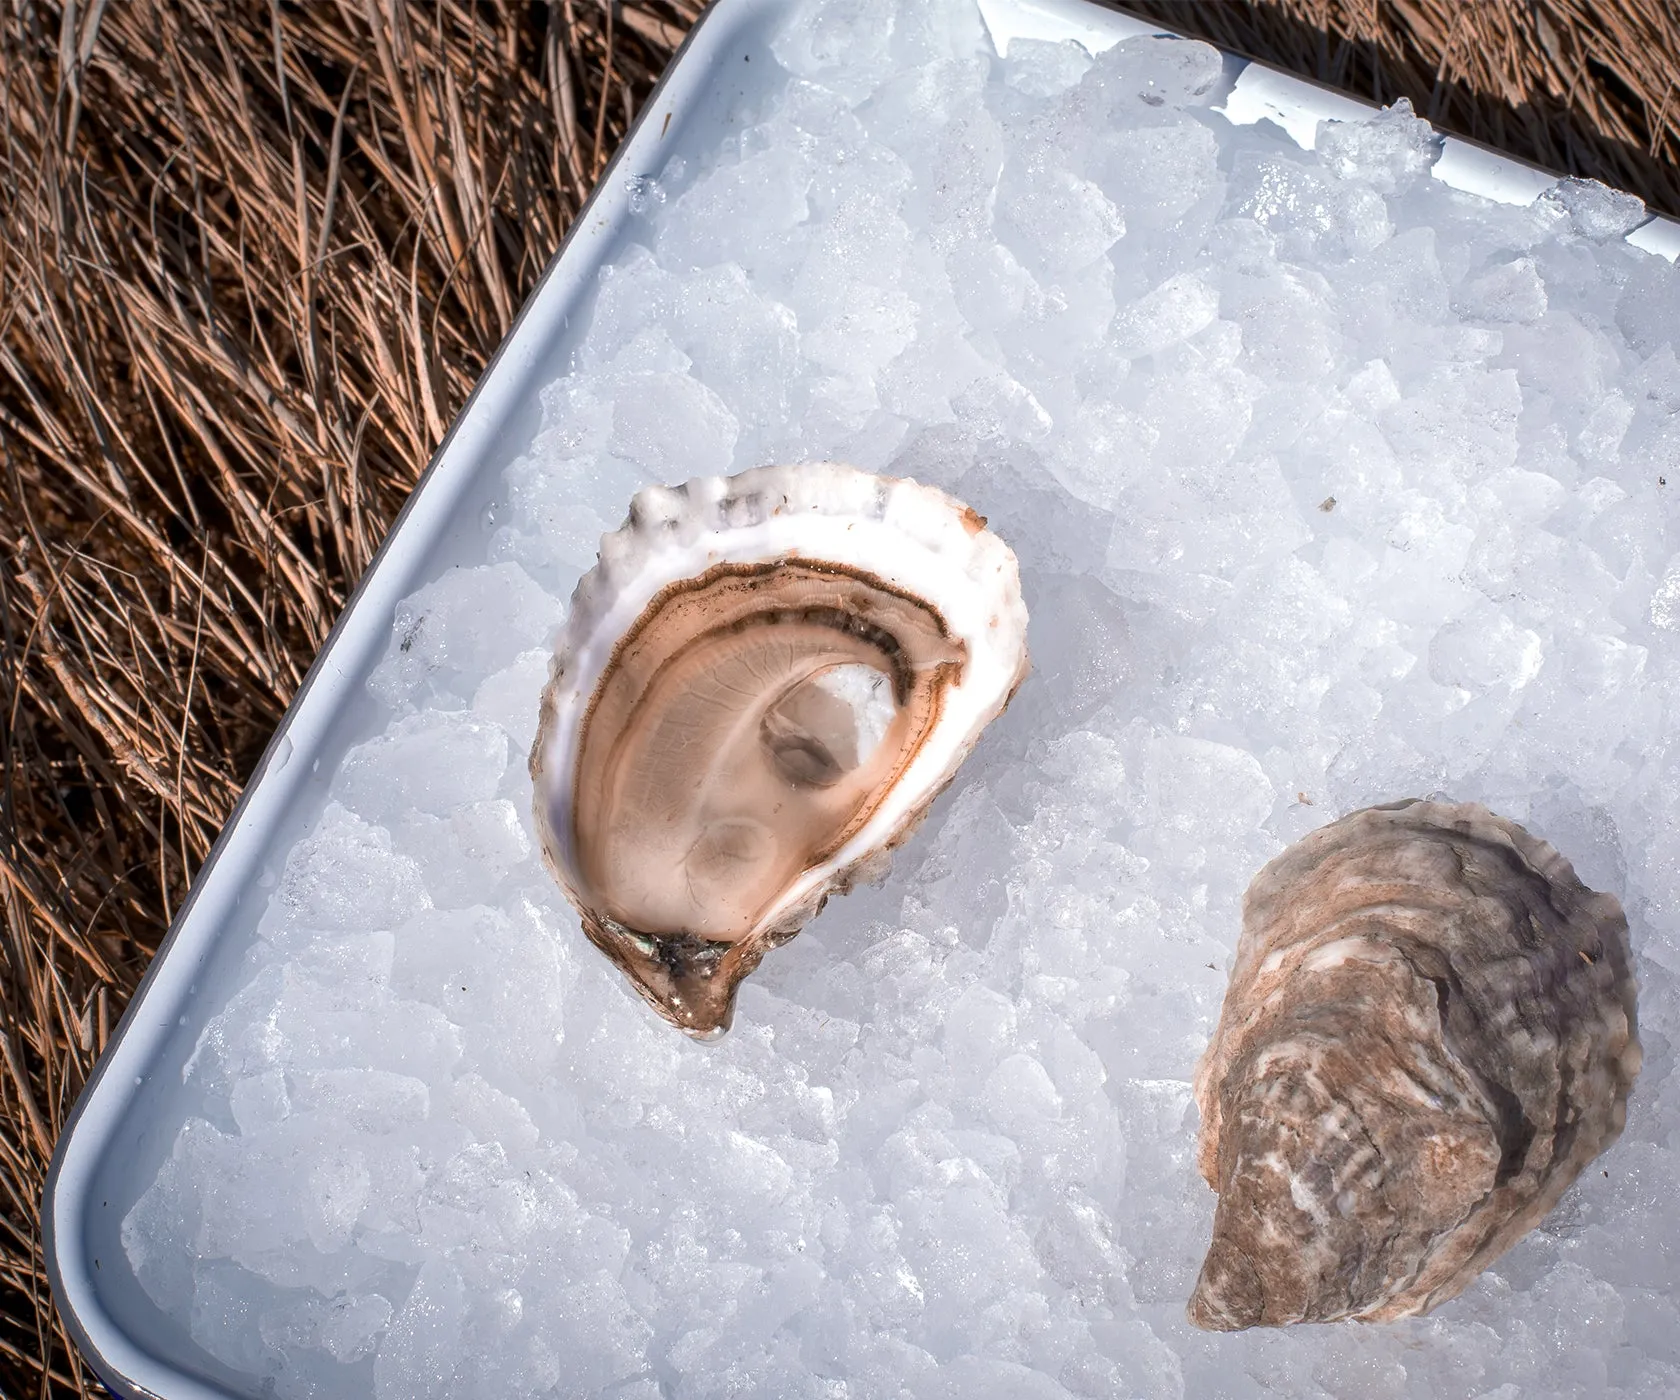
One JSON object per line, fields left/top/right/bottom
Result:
{"left": 1189, "top": 798, "right": 1640, "bottom": 1330}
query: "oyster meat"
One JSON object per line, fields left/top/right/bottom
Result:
{"left": 531, "top": 463, "right": 1029, "bottom": 1038}
{"left": 1189, "top": 799, "right": 1640, "bottom": 1330}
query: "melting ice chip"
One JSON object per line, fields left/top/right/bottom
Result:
{"left": 530, "top": 462, "right": 1030, "bottom": 1039}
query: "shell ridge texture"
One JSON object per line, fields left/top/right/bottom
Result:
{"left": 1190, "top": 798, "right": 1638, "bottom": 1330}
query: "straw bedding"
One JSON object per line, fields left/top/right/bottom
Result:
{"left": 0, "top": 1, "right": 1674, "bottom": 1394}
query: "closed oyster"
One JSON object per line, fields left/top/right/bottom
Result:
{"left": 531, "top": 463, "right": 1029, "bottom": 1039}
{"left": 1189, "top": 799, "right": 1639, "bottom": 1330}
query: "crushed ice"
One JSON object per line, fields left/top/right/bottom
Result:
{"left": 123, "top": 1, "right": 1680, "bottom": 1395}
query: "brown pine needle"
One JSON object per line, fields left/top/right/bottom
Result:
{"left": 0, "top": 2, "right": 689, "bottom": 1392}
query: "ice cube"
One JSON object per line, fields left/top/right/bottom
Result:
{"left": 470, "top": 648, "right": 553, "bottom": 755}
{"left": 982, "top": 1052, "right": 1063, "bottom": 1136}
{"left": 306, "top": 1144, "right": 371, "bottom": 1253}
{"left": 1315, "top": 98, "right": 1442, "bottom": 193}
{"left": 391, "top": 799, "right": 532, "bottom": 908}
{"left": 1454, "top": 255, "right": 1549, "bottom": 325}
{"left": 1429, "top": 605, "right": 1544, "bottom": 692}
{"left": 391, "top": 902, "right": 569, "bottom": 1081}
{"left": 334, "top": 711, "right": 510, "bottom": 825}
{"left": 290, "top": 1069, "right": 431, "bottom": 1137}
{"left": 579, "top": 243, "right": 676, "bottom": 370}
{"left": 1653, "top": 559, "right": 1680, "bottom": 631}
{"left": 1539, "top": 177, "right": 1648, "bottom": 241}
{"left": 229, "top": 1070, "right": 291, "bottom": 1136}
{"left": 769, "top": 0, "right": 898, "bottom": 106}
{"left": 190, "top": 1258, "right": 282, "bottom": 1380}
{"left": 1002, "top": 38, "right": 1092, "bottom": 98}
{"left": 536, "top": 1270, "right": 656, "bottom": 1393}
{"left": 123, "top": 1116, "right": 228, "bottom": 1313}
{"left": 1223, "top": 265, "right": 1337, "bottom": 383}
{"left": 946, "top": 240, "right": 1035, "bottom": 332}
{"left": 1077, "top": 33, "right": 1226, "bottom": 116}
{"left": 1092, "top": 118, "right": 1222, "bottom": 245}
{"left": 1232, "top": 148, "right": 1391, "bottom": 261}
{"left": 802, "top": 286, "right": 919, "bottom": 379}
{"left": 265, "top": 804, "right": 430, "bottom": 937}
{"left": 608, "top": 369, "right": 740, "bottom": 477}
{"left": 373, "top": 1259, "right": 468, "bottom": 1400}
{"left": 367, "top": 563, "right": 563, "bottom": 711}
{"left": 995, "top": 161, "right": 1125, "bottom": 279}
{"left": 1141, "top": 733, "right": 1276, "bottom": 850}
{"left": 1615, "top": 252, "right": 1680, "bottom": 355}
{"left": 659, "top": 144, "right": 814, "bottom": 276}
{"left": 1017, "top": 571, "right": 1132, "bottom": 724}
{"left": 1108, "top": 271, "right": 1220, "bottom": 359}
{"left": 259, "top": 1290, "right": 393, "bottom": 1365}
{"left": 672, "top": 262, "right": 801, "bottom": 437}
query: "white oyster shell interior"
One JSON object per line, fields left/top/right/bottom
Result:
{"left": 531, "top": 462, "right": 1029, "bottom": 1037}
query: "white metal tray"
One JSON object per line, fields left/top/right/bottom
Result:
{"left": 43, "top": 1, "right": 1680, "bottom": 1396}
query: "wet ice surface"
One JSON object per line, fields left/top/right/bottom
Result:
{"left": 124, "top": 1, "right": 1680, "bottom": 1395}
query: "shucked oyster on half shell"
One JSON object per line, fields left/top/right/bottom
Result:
{"left": 1190, "top": 799, "right": 1640, "bottom": 1331}
{"left": 531, "top": 462, "right": 1029, "bottom": 1039}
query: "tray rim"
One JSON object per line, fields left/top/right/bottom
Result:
{"left": 44, "top": 2, "right": 1680, "bottom": 1396}
{"left": 39, "top": 2, "right": 779, "bottom": 1393}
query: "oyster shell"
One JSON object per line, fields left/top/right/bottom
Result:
{"left": 1189, "top": 799, "right": 1639, "bottom": 1330}
{"left": 531, "top": 463, "right": 1029, "bottom": 1039}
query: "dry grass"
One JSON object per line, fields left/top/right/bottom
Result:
{"left": 0, "top": 0, "right": 1677, "bottom": 1396}
{"left": 0, "top": 1, "right": 690, "bottom": 1392}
